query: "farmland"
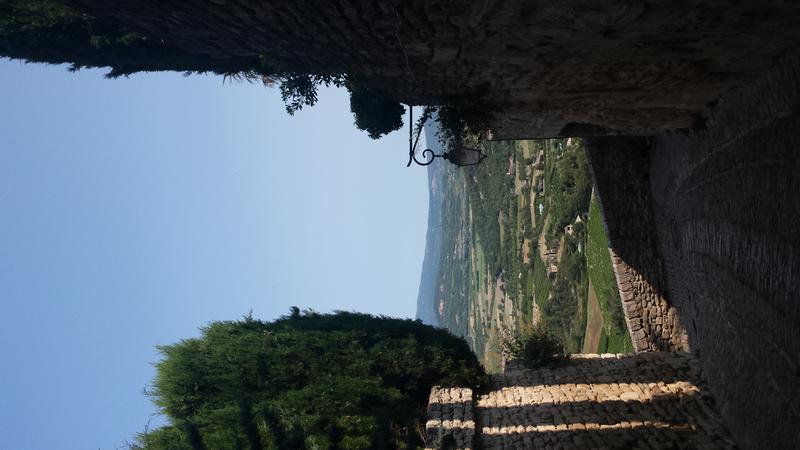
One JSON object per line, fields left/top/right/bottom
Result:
{"left": 421, "top": 135, "right": 631, "bottom": 370}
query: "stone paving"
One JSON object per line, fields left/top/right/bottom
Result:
{"left": 426, "top": 387, "right": 475, "bottom": 450}
{"left": 426, "top": 353, "right": 736, "bottom": 449}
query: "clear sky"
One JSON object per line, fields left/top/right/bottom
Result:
{"left": 0, "top": 59, "right": 428, "bottom": 449}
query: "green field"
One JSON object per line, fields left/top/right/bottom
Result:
{"left": 430, "top": 138, "right": 633, "bottom": 368}
{"left": 586, "top": 193, "right": 633, "bottom": 353}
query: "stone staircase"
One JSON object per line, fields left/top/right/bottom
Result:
{"left": 425, "top": 353, "right": 736, "bottom": 449}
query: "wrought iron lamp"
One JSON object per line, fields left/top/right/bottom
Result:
{"left": 406, "top": 106, "right": 487, "bottom": 167}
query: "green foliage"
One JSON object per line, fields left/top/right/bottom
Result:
{"left": 0, "top": 1, "right": 496, "bottom": 143}
{"left": 499, "top": 324, "right": 567, "bottom": 369}
{"left": 598, "top": 328, "right": 609, "bottom": 353}
{"left": 462, "top": 140, "right": 516, "bottom": 276}
{"left": 544, "top": 142, "right": 592, "bottom": 242}
{"left": 433, "top": 104, "right": 492, "bottom": 146}
{"left": 434, "top": 138, "right": 594, "bottom": 362}
{"left": 0, "top": 0, "right": 266, "bottom": 77}
{"left": 0, "top": 0, "right": 82, "bottom": 34}
{"left": 132, "top": 310, "right": 488, "bottom": 449}
{"left": 531, "top": 257, "right": 551, "bottom": 314}
{"left": 348, "top": 84, "right": 405, "bottom": 139}
{"left": 128, "top": 425, "right": 190, "bottom": 450}
{"left": 279, "top": 73, "right": 320, "bottom": 114}
{"left": 586, "top": 194, "right": 633, "bottom": 353}
{"left": 541, "top": 231, "right": 588, "bottom": 353}
{"left": 432, "top": 137, "right": 634, "bottom": 361}
{"left": 0, "top": 1, "right": 353, "bottom": 122}
{"left": 277, "top": 72, "right": 347, "bottom": 115}
{"left": 410, "top": 105, "right": 493, "bottom": 156}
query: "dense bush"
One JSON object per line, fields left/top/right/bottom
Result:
{"left": 499, "top": 324, "right": 567, "bottom": 369}
{"left": 130, "top": 310, "right": 488, "bottom": 450}
{"left": 348, "top": 85, "right": 406, "bottom": 139}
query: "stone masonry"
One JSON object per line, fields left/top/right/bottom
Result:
{"left": 579, "top": 50, "right": 800, "bottom": 449}
{"left": 426, "top": 387, "right": 475, "bottom": 450}
{"left": 70, "top": 1, "right": 800, "bottom": 137}
{"left": 426, "top": 353, "right": 736, "bottom": 449}
{"left": 648, "top": 51, "right": 800, "bottom": 450}
{"left": 585, "top": 138, "right": 689, "bottom": 353}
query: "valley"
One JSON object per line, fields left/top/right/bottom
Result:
{"left": 419, "top": 133, "right": 632, "bottom": 371}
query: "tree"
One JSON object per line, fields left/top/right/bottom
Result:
{"left": 349, "top": 84, "right": 406, "bottom": 139}
{"left": 131, "top": 310, "right": 488, "bottom": 449}
{"left": 0, "top": 0, "right": 489, "bottom": 142}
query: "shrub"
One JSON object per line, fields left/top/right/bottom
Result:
{"left": 499, "top": 324, "right": 567, "bottom": 369}
{"left": 131, "top": 310, "right": 489, "bottom": 449}
{"left": 348, "top": 84, "right": 405, "bottom": 139}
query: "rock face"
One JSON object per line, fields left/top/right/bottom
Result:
{"left": 426, "top": 353, "right": 736, "bottom": 449}
{"left": 72, "top": 0, "right": 800, "bottom": 135}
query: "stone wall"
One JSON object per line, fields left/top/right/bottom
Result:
{"left": 425, "top": 387, "right": 475, "bottom": 450}
{"left": 647, "top": 51, "right": 800, "bottom": 450}
{"left": 426, "top": 353, "right": 736, "bottom": 449}
{"left": 70, "top": 0, "right": 800, "bottom": 136}
{"left": 585, "top": 138, "right": 689, "bottom": 352}
{"left": 579, "top": 50, "right": 800, "bottom": 449}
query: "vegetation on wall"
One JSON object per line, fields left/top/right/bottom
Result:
{"left": 0, "top": 0, "right": 492, "bottom": 144}
{"left": 129, "top": 310, "right": 488, "bottom": 450}
{"left": 0, "top": 0, "right": 263, "bottom": 76}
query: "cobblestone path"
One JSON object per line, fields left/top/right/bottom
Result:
{"left": 426, "top": 353, "right": 735, "bottom": 449}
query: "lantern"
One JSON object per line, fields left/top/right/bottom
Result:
{"left": 443, "top": 146, "right": 487, "bottom": 166}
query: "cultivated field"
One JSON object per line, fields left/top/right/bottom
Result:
{"left": 427, "top": 138, "right": 631, "bottom": 370}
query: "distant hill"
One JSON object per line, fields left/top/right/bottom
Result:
{"left": 414, "top": 123, "right": 447, "bottom": 326}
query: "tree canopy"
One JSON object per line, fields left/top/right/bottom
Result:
{"left": 0, "top": 0, "right": 408, "bottom": 139}
{"left": 0, "top": 1, "right": 496, "bottom": 142}
{"left": 130, "top": 310, "right": 488, "bottom": 450}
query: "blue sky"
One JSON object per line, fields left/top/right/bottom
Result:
{"left": 0, "top": 59, "right": 428, "bottom": 449}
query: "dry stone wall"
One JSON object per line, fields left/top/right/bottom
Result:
{"left": 426, "top": 353, "right": 736, "bottom": 449}
{"left": 585, "top": 138, "right": 689, "bottom": 353}
{"left": 72, "top": 0, "right": 800, "bottom": 136}
{"left": 426, "top": 387, "right": 475, "bottom": 450}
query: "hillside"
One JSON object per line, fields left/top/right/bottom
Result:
{"left": 414, "top": 122, "right": 472, "bottom": 327}
{"left": 414, "top": 126, "right": 447, "bottom": 326}
{"left": 420, "top": 136, "right": 632, "bottom": 371}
